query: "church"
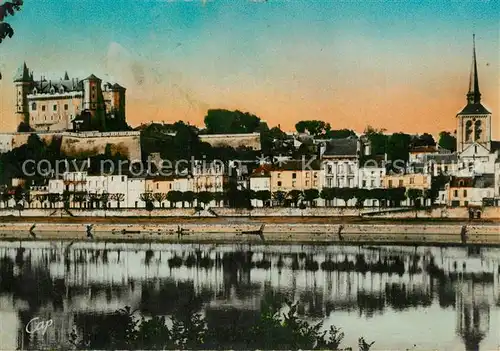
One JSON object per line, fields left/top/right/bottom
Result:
{"left": 455, "top": 35, "right": 499, "bottom": 176}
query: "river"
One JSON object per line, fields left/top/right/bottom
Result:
{"left": 0, "top": 240, "right": 498, "bottom": 350}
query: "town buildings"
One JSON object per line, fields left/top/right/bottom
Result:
{"left": 1, "top": 37, "right": 499, "bottom": 212}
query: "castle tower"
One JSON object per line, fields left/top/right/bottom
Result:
{"left": 13, "top": 62, "right": 33, "bottom": 126}
{"left": 456, "top": 35, "right": 492, "bottom": 154}
{"left": 82, "top": 74, "right": 103, "bottom": 115}
{"left": 110, "top": 83, "right": 126, "bottom": 120}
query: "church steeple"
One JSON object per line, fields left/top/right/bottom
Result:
{"left": 466, "top": 34, "right": 481, "bottom": 105}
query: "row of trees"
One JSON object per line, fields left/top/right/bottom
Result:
{"left": 68, "top": 302, "right": 375, "bottom": 350}
{"left": 2, "top": 186, "right": 432, "bottom": 212}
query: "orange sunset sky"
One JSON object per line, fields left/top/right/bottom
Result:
{"left": 0, "top": 0, "right": 498, "bottom": 138}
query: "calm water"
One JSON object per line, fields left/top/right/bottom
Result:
{"left": 0, "top": 240, "right": 498, "bottom": 350}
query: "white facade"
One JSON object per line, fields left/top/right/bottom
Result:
{"left": 0, "top": 134, "right": 13, "bottom": 154}
{"left": 469, "top": 187, "right": 495, "bottom": 206}
{"left": 250, "top": 175, "right": 271, "bottom": 207}
{"left": 358, "top": 166, "right": 386, "bottom": 207}
{"left": 48, "top": 179, "right": 64, "bottom": 194}
{"left": 322, "top": 159, "right": 358, "bottom": 206}
{"left": 126, "top": 178, "right": 146, "bottom": 208}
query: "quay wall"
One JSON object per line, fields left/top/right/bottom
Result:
{"left": 0, "top": 206, "right": 499, "bottom": 219}
{"left": 0, "top": 222, "right": 498, "bottom": 245}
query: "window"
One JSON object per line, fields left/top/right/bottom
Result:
{"left": 64, "top": 104, "right": 68, "bottom": 111}
{"left": 305, "top": 180, "right": 309, "bottom": 187}
{"left": 305, "top": 173, "right": 310, "bottom": 178}
{"left": 463, "top": 190, "right": 467, "bottom": 197}
{"left": 388, "top": 180, "right": 393, "bottom": 188}
{"left": 410, "top": 177, "right": 414, "bottom": 184}
{"left": 371, "top": 180, "right": 375, "bottom": 187}
{"left": 454, "top": 190, "right": 458, "bottom": 197}
{"left": 156, "top": 183, "right": 159, "bottom": 189}
{"left": 121, "top": 176, "right": 125, "bottom": 182}
{"left": 277, "top": 173, "right": 281, "bottom": 178}
{"left": 292, "top": 173, "right": 297, "bottom": 179}
{"left": 31, "top": 102, "right": 36, "bottom": 111}
{"left": 42, "top": 105, "right": 46, "bottom": 111}
{"left": 362, "top": 180, "right": 367, "bottom": 187}
{"left": 313, "top": 172, "right": 317, "bottom": 178}
{"left": 277, "top": 181, "right": 282, "bottom": 187}
{"left": 398, "top": 180, "right": 404, "bottom": 187}
{"left": 327, "top": 165, "right": 332, "bottom": 174}
{"left": 313, "top": 180, "right": 317, "bottom": 186}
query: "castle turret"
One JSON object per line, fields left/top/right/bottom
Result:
{"left": 82, "top": 74, "right": 103, "bottom": 114}
{"left": 13, "top": 62, "right": 33, "bottom": 126}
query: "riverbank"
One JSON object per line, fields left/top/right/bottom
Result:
{"left": 0, "top": 218, "right": 498, "bottom": 246}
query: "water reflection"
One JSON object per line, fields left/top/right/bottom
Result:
{"left": 0, "top": 242, "right": 498, "bottom": 350}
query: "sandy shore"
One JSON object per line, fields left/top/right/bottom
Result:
{"left": 0, "top": 218, "right": 498, "bottom": 245}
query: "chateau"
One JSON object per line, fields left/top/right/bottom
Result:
{"left": 13, "top": 63, "right": 126, "bottom": 132}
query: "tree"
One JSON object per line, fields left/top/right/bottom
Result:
{"left": 255, "top": 190, "right": 271, "bottom": 207}
{"left": 88, "top": 193, "right": 100, "bottom": 209}
{"left": 387, "top": 187, "right": 406, "bottom": 207}
{"left": 196, "top": 191, "right": 214, "bottom": 208}
{"left": 354, "top": 188, "right": 370, "bottom": 210}
{"left": 364, "top": 126, "right": 388, "bottom": 156}
{"left": 325, "top": 129, "right": 357, "bottom": 139}
{"left": 140, "top": 193, "right": 154, "bottom": 217}
{"left": 182, "top": 191, "right": 196, "bottom": 208}
{"left": 24, "top": 190, "right": 33, "bottom": 209}
{"left": 320, "top": 188, "right": 336, "bottom": 207}
{"left": 100, "top": 192, "right": 110, "bottom": 215}
{"left": 204, "top": 109, "right": 261, "bottom": 134}
{"left": 0, "top": 1, "right": 23, "bottom": 73}
{"left": 295, "top": 120, "right": 331, "bottom": 137}
{"left": 166, "top": 190, "right": 183, "bottom": 208}
{"left": 412, "top": 133, "right": 436, "bottom": 147}
{"left": 62, "top": 190, "right": 71, "bottom": 210}
{"left": 67, "top": 301, "right": 376, "bottom": 351}
{"left": 153, "top": 192, "right": 167, "bottom": 208}
{"left": 213, "top": 191, "right": 225, "bottom": 207}
{"left": 387, "top": 133, "right": 412, "bottom": 167}
{"left": 13, "top": 185, "right": 24, "bottom": 204}
{"left": 272, "top": 191, "right": 286, "bottom": 207}
{"left": 287, "top": 190, "right": 303, "bottom": 207}
{"left": 73, "top": 192, "right": 88, "bottom": 208}
{"left": 337, "top": 188, "right": 355, "bottom": 207}
{"left": 303, "top": 189, "right": 319, "bottom": 207}
{"left": 47, "top": 193, "right": 60, "bottom": 209}
{"left": 438, "top": 131, "right": 457, "bottom": 152}
{"left": 407, "top": 189, "right": 423, "bottom": 217}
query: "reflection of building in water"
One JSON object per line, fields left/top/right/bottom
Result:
{"left": 456, "top": 281, "right": 492, "bottom": 351}
{"left": 0, "top": 243, "right": 499, "bottom": 350}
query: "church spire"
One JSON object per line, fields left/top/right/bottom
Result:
{"left": 466, "top": 34, "right": 481, "bottom": 104}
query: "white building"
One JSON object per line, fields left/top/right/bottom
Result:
{"left": 320, "top": 138, "right": 360, "bottom": 206}
{"left": 126, "top": 177, "right": 146, "bottom": 208}
{"left": 249, "top": 165, "right": 271, "bottom": 207}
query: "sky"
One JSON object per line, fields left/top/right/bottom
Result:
{"left": 0, "top": 0, "right": 498, "bottom": 137}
